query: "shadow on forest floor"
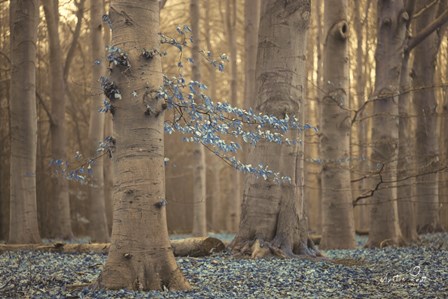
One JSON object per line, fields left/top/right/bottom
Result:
{"left": 0, "top": 233, "right": 447, "bottom": 298}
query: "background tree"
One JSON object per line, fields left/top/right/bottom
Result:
{"left": 42, "top": 0, "right": 73, "bottom": 239}
{"left": 412, "top": 0, "right": 445, "bottom": 233}
{"left": 319, "top": 0, "right": 356, "bottom": 249}
{"left": 94, "top": 0, "right": 190, "bottom": 290}
{"left": 87, "top": 0, "right": 110, "bottom": 242}
{"left": 230, "top": 0, "right": 320, "bottom": 258}
{"left": 366, "top": 0, "right": 407, "bottom": 248}
{"left": 190, "top": 0, "right": 207, "bottom": 237}
{"left": 8, "top": 0, "right": 41, "bottom": 244}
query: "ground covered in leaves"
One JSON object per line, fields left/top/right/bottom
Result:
{"left": 1, "top": 233, "right": 447, "bottom": 298}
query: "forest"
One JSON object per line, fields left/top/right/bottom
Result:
{"left": 0, "top": 0, "right": 448, "bottom": 298}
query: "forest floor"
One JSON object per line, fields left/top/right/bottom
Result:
{"left": 1, "top": 233, "right": 447, "bottom": 298}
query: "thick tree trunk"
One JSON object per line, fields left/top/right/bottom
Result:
{"left": 190, "top": 0, "right": 207, "bottom": 237}
{"left": 319, "top": 0, "right": 356, "bottom": 249}
{"left": 87, "top": 0, "right": 110, "bottom": 243}
{"left": 94, "top": 0, "right": 190, "bottom": 291}
{"left": 412, "top": 0, "right": 443, "bottom": 233}
{"left": 366, "top": 0, "right": 406, "bottom": 248}
{"left": 231, "top": 0, "right": 320, "bottom": 258}
{"left": 8, "top": 0, "right": 41, "bottom": 244}
{"left": 42, "top": 0, "right": 73, "bottom": 240}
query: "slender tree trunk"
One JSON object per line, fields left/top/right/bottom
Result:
{"left": 226, "top": 0, "right": 240, "bottom": 232}
{"left": 412, "top": 0, "right": 443, "bottom": 233}
{"left": 190, "top": 0, "right": 207, "bottom": 237}
{"left": 9, "top": 0, "right": 41, "bottom": 244}
{"left": 319, "top": 0, "right": 356, "bottom": 249}
{"left": 0, "top": 5, "right": 10, "bottom": 240}
{"left": 42, "top": 0, "right": 73, "bottom": 239}
{"left": 94, "top": 0, "right": 190, "bottom": 290}
{"left": 353, "top": 0, "right": 371, "bottom": 233}
{"left": 397, "top": 53, "right": 419, "bottom": 242}
{"left": 397, "top": 0, "right": 418, "bottom": 243}
{"left": 204, "top": 0, "right": 223, "bottom": 232}
{"left": 103, "top": 0, "right": 113, "bottom": 235}
{"left": 87, "top": 0, "right": 110, "bottom": 242}
{"left": 231, "top": 0, "right": 320, "bottom": 258}
{"left": 366, "top": 0, "right": 407, "bottom": 248}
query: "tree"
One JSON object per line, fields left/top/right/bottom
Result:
{"left": 94, "top": 0, "right": 190, "bottom": 290}
{"left": 42, "top": 0, "right": 74, "bottom": 239}
{"left": 366, "top": 0, "right": 407, "bottom": 248}
{"left": 9, "top": 0, "right": 41, "bottom": 244}
{"left": 225, "top": 0, "right": 241, "bottom": 232}
{"left": 412, "top": 0, "right": 445, "bottom": 233}
{"left": 319, "top": 0, "right": 356, "bottom": 249}
{"left": 230, "top": 0, "right": 320, "bottom": 258}
{"left": 190, "top": 0, "right": 207, "bottom": 237}
{"left": 87, "top": 0, "right": 110, "bottom": 242}
{"left": 397, "top": 0, "right": 418, "bottom": 243}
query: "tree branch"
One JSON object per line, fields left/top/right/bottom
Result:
{"left": 406, "top": 7, "right": 448, "bottom": 52}
{"left": 63, "top": 0, "right": 85, "bottom": 82}
{"left": 36, "top": 91, "right": 55, "bottom": 126}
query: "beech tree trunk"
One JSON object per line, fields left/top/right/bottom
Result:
{"left": 319, "top": 0, "right": 356, "bottom": 249}
{"left": 231, "top": 0, "right": 320, "bottom": 258}
{"left": 204, "top": 0, "right": 223, "bottom": 232}
{"left": 9, "top": 0, "right": 41, "bottom": 244}
{"left": 352, "top": 0, "right": 371, "bottom": 233}
{"left": 94, "top": 0, "right": 190, "bottom": 291}
{"left": 226, "top": 0, "right": 241, "bottom": 232}
{"left": 366, "top": 0, "right": 406, "bottom": 248}
{"left": 87, "top": 0, "right": 110, "bottom": 242}
{"left": 412, "top": 0, "right": 444, "bottom": 233}
{"left": 190, "top": 0, "right": 207, "bottom": 237}
{"left": 42, "top": 0, "right": 73, "bottom": 240}
{"left": 397, "top": 0, "right": 418, "bottom": 243}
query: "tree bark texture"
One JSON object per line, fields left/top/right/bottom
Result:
{"left": 190, "top": 0, "right": 207, "bottom": 238}
{"left": 8, "top": 0, "right": 41, "bottom": 244}
{"left": 94, "top": 0, "right": 190, "bottom": 291}
{"left": 366, "top": 0, "right": 406, "bottom": 248}
{"left": 319, "top": 0, "right": 356, "bottom": 249}
{"left": 42, "top": 0, "right": 74, "bottom": 240}
{"left": 87, "top": 0, "right": 110, "bottom": 243}
{"left": 231, "top": 0, "right": 320, "bottom": 258}
{"left": 244, "top": 0, "right": 260, "bottom": 109}
{"left": 412, "top": 0, "right": 444, "bottom": 233}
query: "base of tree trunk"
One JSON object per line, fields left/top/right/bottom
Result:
{"left": 417, "top": 224, "right": 445, "bottom": 234}
{"left": 364, "top": 237, "right": 406, "bottom": 248}
{"left": 230, "top": 236, "right": 322, "bottom": 259}
{"left": 0, "top": 237, "right": 225, "bottom": 257}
